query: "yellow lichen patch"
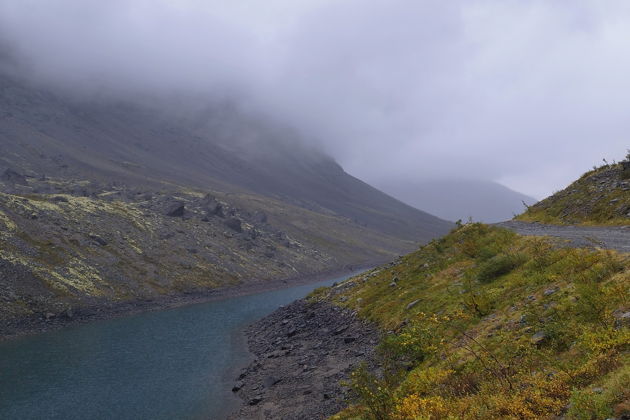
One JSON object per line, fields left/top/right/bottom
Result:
{"left": 39, "top": 257, "right": 107, "bottom": 297}
{"left": 0, "top": 248, "right": 106, "bottom": 297}
{"left": 0, "top": 209, "right": 17, "bottom": 235}
{"left": 126, "top": 239, "right": 144, "bottom": 255}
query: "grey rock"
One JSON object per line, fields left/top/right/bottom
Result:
{"left": 248, "top": 395, "right": 263, "bottom": 405}
{"left": 88, "top": 233, "right": 108, "bottom": 246}
{"left": 224, "top": 217, "right": 242, "bottom": 232}
{"left": 263, "top": 376, "right": 281, "bottom": 388}
{"left": 531, "top": 331, "right": 548, "bottom": 346}
{"left": 166, "top": 202, "right": 185, "bottom": 217}
{"left": 406, "top": 299, "right": 421, "bottom": 310}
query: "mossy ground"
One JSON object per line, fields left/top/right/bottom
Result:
{"left": 311, "top": 224, "right": 629, "bottom": 419}
{"left": 516, "top": 160, "right": 630, "bottom": 226}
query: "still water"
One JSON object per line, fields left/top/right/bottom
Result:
{"left": 0, "top": 273, "right": 354, "bottom": 420}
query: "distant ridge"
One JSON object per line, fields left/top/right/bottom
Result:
{"left": 375, "top": 178, "right": 537, "bottom": 223}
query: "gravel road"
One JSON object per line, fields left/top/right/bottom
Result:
{"left": 496, "top": 221, "right": 630, "bottom": 253}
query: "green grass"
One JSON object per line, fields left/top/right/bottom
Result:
{"left": 309, "top": 224, "right": 629, "bottom": 419}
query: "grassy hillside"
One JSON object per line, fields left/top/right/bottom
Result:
{"left": 516, "top": 154, "right": 630, "bottom": 226}
{"left": 311, "top": 224, "right": 629, "bottom": 419}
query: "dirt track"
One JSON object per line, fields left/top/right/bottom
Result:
{"left": 496, "top": 221, "right": 630, "bottom": 253}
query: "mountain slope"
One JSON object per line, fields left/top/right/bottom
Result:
{"left": 516, "top": 155, "right": 630, "bottom": 226}
{"left": 0, "top": 74, "right": 451, "bottom": 241}
{"left": 375, "top": 178, "right": 537, "bottom": 223}
{"left": 0, "top": 74, "right": 452, "bottom": 334}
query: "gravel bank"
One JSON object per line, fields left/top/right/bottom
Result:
{"left": 229, "top": 299, "right": 379, "bottom": 420}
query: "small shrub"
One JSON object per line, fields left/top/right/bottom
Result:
{"left": 348, "top": 363, "right": 395, "bottom": 420}
{"left": 477, "top": 253, "right": 525, "bottom": 283}
{"left": 567, "top": 389, "right": 613, "bottom": 420}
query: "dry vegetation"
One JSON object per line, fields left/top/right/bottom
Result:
{"left": 517, "top": 153, "right": 630, "bottom": 226}
{"left": 311, "top": 224, "right": 629, "bottom": 419}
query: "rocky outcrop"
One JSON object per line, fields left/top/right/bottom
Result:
{"left": 166, "top": 202, "right": 186, "bottom": 217}
{"left": 225, "top": 217, "right": 243, "bottom": 233}
{"left": 1, "top": 168, "right": 28, "bottom": 185}
{"left": 230, "top": 299, "right": 379, "bottom": 420}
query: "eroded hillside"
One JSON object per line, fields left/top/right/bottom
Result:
{"left": 517, "top": 154, "right": 630, "bottom": 226}
{"left": 0, "top": 173, "right": 417, "bottom": 329}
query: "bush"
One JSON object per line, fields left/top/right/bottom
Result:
{"left": 477, "top": 253, "right": 525, "bottom": 283}
{"left": 348, "top": 363, "right": 395, "bottom": 420}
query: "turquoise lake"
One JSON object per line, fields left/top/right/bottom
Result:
{"left": 0, "top": 273, "right": 354, "bottom": 420}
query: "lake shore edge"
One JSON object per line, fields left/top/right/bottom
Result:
{"left": 0, "top": 261, "right": 381, "bottom": 342}
{"left": 228, "top": 298, "right": 381, "bottom": 419}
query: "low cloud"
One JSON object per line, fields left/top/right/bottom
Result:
{"left": 1, "top": 0, "right": 628, "bottom": 198}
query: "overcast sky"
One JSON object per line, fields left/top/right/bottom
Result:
{"left": 1, "top": 0, "right": 629, "bottom": 199}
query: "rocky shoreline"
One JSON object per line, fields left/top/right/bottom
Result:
{"left": 0, "top": 264, "right": 376, "bottom": 342}
{"left": 229, "top": 299, "right": 380, "bottom": 420}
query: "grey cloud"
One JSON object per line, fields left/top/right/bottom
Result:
{"left": 1, "top": 0, "right": 628, "bottom": 199}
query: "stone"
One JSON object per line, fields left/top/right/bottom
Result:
{"left": 543, "top": 287, "right": 558, "bottom": 296}
{"left": 333, "top": 326, "right": 348, "bottom": 335}
{"left": 531, "top": 331, "right": 548, "bottom": 347}
{"left": 88, "top": 233, "right": 108, "bottom": 246}
{"left": 406, "top": 299, "right": 421, "bottom": 310}
{"left": 613, "top": 311, "right": 630, "bottom": 329}
{"left": 203, "top": 195, "right": 224, "bottom": 217}
{"left": 263, "top": 376, "right": 281, "bottom": 388}
{"left": 248, "top": 395, "right": 263, "bottom": 405}
{"left": 232, "top": 381, "right": 244, "bottom": 392}
{"left": 166, "top": 202, "right": 185, "bottom": 217}
{"left": 224, "top": 217, "right": 242, "bottom": 233}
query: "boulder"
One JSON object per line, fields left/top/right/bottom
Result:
{"left": 202, "top": 194, "right": 224, "bottom": 217}
{"left": 166, "top": 202, "right": 185, "bottom": 217}
{"left": 88, "top": 233, "right": 108, "bottom": 246}
{"left": 225, "top": 217, "right": 242, "bottom": 232}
